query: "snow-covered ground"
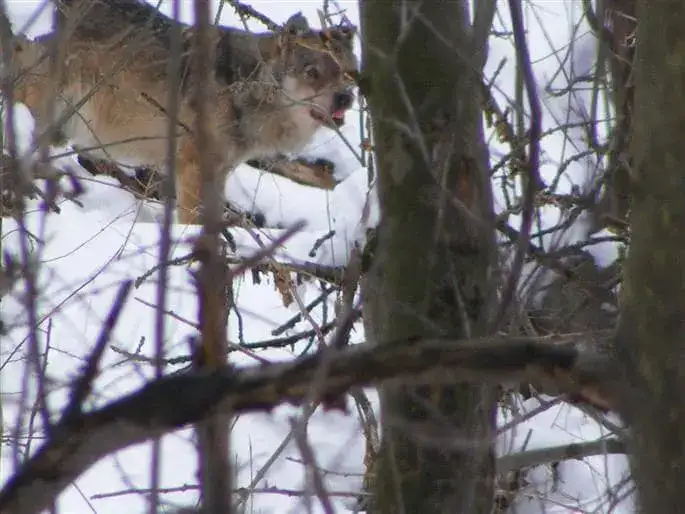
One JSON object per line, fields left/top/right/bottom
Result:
{"left": 0, "top": 1, "right": 632, "bottom": 513}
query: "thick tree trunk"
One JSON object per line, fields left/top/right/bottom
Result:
{"left": 614, "top": 1, "right": 685, "bottom": 512}
{"left": 359, "top": 1, "right": 497, "bottom": 512}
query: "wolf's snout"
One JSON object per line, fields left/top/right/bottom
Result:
{"left": 330, "top": 90, "right": 354, "bottom": 127}
{"left": 333, "top": 91, "right": 354, "bottom": 112}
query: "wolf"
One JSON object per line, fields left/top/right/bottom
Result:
{"left": 68, "top": 4, "right": 352, "bottom": 201}
{"left": 5, "top": 0, "right": 358, "bottom": 223}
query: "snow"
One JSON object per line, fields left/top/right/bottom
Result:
{"left": 0, "top": 1, "right": 632, "bottom": 513}
{"left": 499, "top": 396, "right": 632, "bottom": 513}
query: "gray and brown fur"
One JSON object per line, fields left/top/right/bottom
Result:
{"left": 5, "top": 0, "right": 358, "bottom": 223}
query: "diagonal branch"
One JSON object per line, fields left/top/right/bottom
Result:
{"left": 0, "top": 334, "right": 620, "bottom": 514}
{"left": 61, "top": 280, "right": 133, "bottom": 424}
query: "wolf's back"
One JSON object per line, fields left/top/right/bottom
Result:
{"left": 55, "top": 0, "right": 176, "bottom": 44}
{"left": 54, "top": 0, "right": 285, "bottom": 86}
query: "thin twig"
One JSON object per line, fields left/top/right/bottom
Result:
{"left": 271, "top": 285, "right": 336, "bottom": 336}
{"left": 493, "top": 0, "right": 544, "bottom": 329}
{"left": 189, "top": 2, "right": 233, "bottom": 512}
{"left": 290, "top": 417, "right": 336, "bottom": 514}
{"left": 135, "top": 253, "right": 195, "bottom": 288}
{"left": 0, "top": 0, "right": 53, "bottom": 440}
{"left": 224, "top": 0, "right": 279, "bottom": 31}
{"left": 61, "top": 280, "right": 134, "bottom": 424}
{"left": 150, "top": 0, "right": 183, "bottom": 509}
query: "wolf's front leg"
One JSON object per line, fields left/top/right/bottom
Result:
{"left": 176, "top": 133, "right": 232, "bottom": 225}
{"left": 176, "top": 135, "right": 203, "bottom": 224}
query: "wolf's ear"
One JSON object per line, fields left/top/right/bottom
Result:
{"left": 276, "top": 13, "right": 308, "bottom": 54}
{"left": 283, "top": 12, "right": 309, "bottom": 34}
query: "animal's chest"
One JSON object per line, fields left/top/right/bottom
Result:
{"left": 236, "top": 100, "right": 319, "bottom": 159}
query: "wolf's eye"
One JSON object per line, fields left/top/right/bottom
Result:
{"left": 338, "top": 25, "right": 355, "bottom": 40}
{"left": 305, "top": 65, "right": 321, "bottom": 80}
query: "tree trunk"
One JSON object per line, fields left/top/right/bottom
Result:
{"left": 359, "top": 1, "right": 498, "bottom": 512}
{"left": 614, "top": 1, "right": 685, "bottom": 512}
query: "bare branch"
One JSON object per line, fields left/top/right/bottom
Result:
{"left": 497, "top": 437, "right": 626, "bottom": 473}
{"left": 190, "top": 0, "right": 232, "bottom": 511}
{"left": 61, "top": 280, "right": 133, "bottom": 424}
{"left": 494, "top": 0, "right": 544, "bottom": 328}
{"left": 0, "top": 334, "right": 619, "bottom": 514}
{"left": 224, "top": 0, "right": 279, "bottom": 31}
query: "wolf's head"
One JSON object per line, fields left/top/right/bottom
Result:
{"left": 273, "top": 17, "right": 358, "bottom": 130}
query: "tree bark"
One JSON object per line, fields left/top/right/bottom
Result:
{"left": 359, "top": 1, "right": 498, "bottom": 512}
{"left": 614, "top": 1, "right": 685, "bottom": 512}
{"left": 603, "top": 0, "right": 636, "bottom": 225}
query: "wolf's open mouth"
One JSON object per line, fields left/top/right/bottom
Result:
{"left": 311, "top": 108, "right": 346, "bottom": 128}
{"left": 331, "top": 109, "right": 346, "bottom": 127}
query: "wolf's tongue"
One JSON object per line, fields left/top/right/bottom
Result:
{"left": 332, "top": 110, "right": 345, "bottom": 121}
